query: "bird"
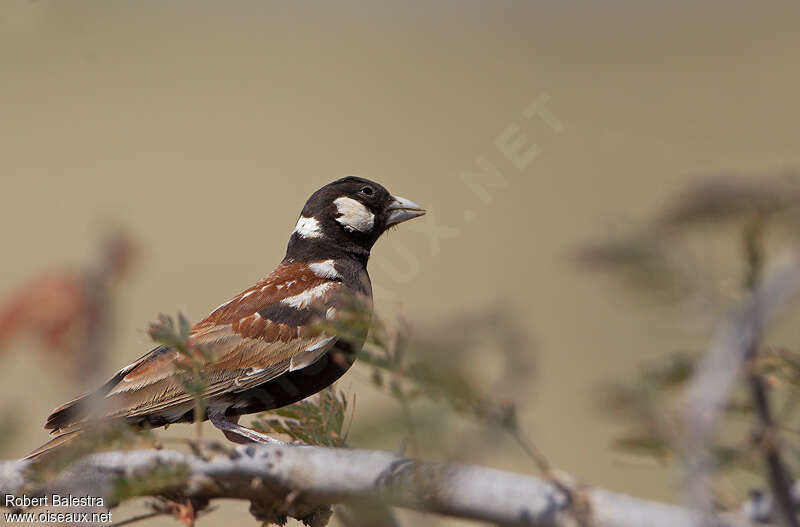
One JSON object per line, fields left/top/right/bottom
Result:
{"left": 26, "top": 177, "right": 425, "bottom": 458}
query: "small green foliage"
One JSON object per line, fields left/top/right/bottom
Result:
{"left": 148, "top": 313, "right": 208, "bottom": 438}
{"left": 252, "top": 387, "right": 350, "bottom": 447}
{"left": 578, "top": 172, "right": 800, "bottom": 304}
{"left": 611, "top": 434, "right": 673, "bottom": 463}
{"left": 345, "top": 307, "right": 535, "bottom": 461}
{"left": 253, "top": 304, "right": 534, "bottom": 462}
{"left": 112, "top": 464, "right": 191, "bottom": 503}
{"left": 641, "top": 351, "right": 694, "bottom": 388}
{"left": 589, "top": 175, "right": 800, "bottom": 505}
{"left": 578, "top": 235, "right": 690, "bottom": 300}
{"left": 148, "top": 312, "right": 192, "bottom": 352}
{"left": 359, "top": 347, "right": 517, "bottom": 428}
{"left": 30, "top": 423, "right": 155, "bottom": 481}
{"left": 656, "top": 174, "right": 800, "bottom": 229}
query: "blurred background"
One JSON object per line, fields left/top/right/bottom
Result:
{"left": 2, "top": 1, "right": 800, "bottom": 525}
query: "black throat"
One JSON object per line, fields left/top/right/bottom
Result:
{"left": 284, "top": 233, "right": 370, "bottom": 268}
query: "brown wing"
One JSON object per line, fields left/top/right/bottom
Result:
{"left": 45, "top": 262, "right": 349, "bottom": 433}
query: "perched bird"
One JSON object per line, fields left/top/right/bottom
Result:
{"left": 27, "top": 177, "right": 424, "bottom": 458}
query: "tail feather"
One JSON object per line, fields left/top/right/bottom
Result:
{"left": 23, "top": 430, "right": 83, "bottom": 460}
{"left": 44, "top": 349, "right": 154, "bottom": 432}
{"left": 45, "top": 393, "right": 93, "bottom": 433}
{"left": 30, "top": 346, "right": 170, "bottom": 461}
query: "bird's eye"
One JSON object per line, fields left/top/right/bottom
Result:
{"left": 360, "top": 186, "right": 374, "bottom": 196}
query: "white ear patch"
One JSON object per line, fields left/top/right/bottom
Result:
{"left": 334, "top": 197, "right": 374, "bottom": 233}
{"left": 293, "top": 216, "right": 322, "bottom": 238}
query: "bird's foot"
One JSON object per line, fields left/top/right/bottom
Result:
{"left": 209, "top": 414, "right": 283, "bottom": 445}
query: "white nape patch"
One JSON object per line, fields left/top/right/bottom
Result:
{"left": 309, "top": 260, "right": 341, "bottom": 280}
{"left": 293, "top": 216, "right": 323, "bottom": 238}
{"left": 333, "top": 197, "right": 374, "bottom": 232}
{"left": 281, "top": 282, "right": 335, "bottom": 309}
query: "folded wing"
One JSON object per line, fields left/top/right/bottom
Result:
{"left": 45, "top": 262, "right": 348, "bottom": 434}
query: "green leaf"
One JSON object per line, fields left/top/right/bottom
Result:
{"left": 252, "top": 387, "right": 350, "bottom": 447}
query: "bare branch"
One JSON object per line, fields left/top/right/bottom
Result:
{"left": 0, "top": 444, "right": 758, "bottom": 527}
{"left": 683, "top": 250, "right": 800, "bottom": 525}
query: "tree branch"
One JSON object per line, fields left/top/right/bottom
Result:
{"left": 683, "top": 250, "right": 800, "bottom": 525}
{"left": 741, "top": 220, "right": 798, "bottom": 527}
{"left": 0, "top": 444, "right": 759, "bottom": 527}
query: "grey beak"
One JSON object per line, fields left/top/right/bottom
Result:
{"left": 386, "top": 195, "right": 426, "bottom": 226}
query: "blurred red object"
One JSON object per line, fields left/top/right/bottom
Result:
{"left": 0, "top": 272, "right": 87, "bottom": 353}
{"left": 0, "top": 229, "right": 137, "bottom": 382}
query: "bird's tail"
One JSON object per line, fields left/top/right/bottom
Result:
{"left": 22, "top": 430, "right": 84, "bottom": 461}
{"left": 26, "top": 356, "right": 149, "bottom": 461}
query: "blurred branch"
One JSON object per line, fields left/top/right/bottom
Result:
{"left": 0, "top": 227, "right": 136, "bottom": 388}
{"left": 352, "top": 309, "right": 541, "bottom": 459}
{"left": 78, "top": 266, "right": 113, "bottom": 388}
{"left": 657, "top": 173, "right": 800, "bottom": 230}
{"left": 0, "top": 444, "right": 762, "bottom": 527}
{"left": 741, "top": 218, "right": 798, "bottom": 527}
{"left": 577, "top": 171, "right": 800, "bottom": 304}
{"left": 683, "top": 249, "right": 800, "bottom": 525}
{"left": 335, "top": 502, "right": 403, "bottom": 527}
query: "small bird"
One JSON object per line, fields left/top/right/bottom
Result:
{"left": 27, "top": 177, "right": 424, "bottom": 458}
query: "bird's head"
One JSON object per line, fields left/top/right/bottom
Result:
{"left": 286, "top": 176, "right": 425, "bottom": 262}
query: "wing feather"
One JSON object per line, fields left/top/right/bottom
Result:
{"left": 46, "top": 262, "right": 349, "bottom": 432}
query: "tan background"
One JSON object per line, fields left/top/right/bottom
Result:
{"left": 2, "top": 1, "right": 800, "bottom": 525}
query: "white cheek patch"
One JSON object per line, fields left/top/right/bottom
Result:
{"left": 308, "top": 259, "right": 341, "bottom": 280}
{"left": 333, "top": 197, "right": 374, "bottom": 233}
{"left": 293, "top": 216, "right": 323, "bottom": 238}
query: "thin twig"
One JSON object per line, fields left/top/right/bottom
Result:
{"left": 683, "top": 249, "right": 800, "bottom": 525}
{"left": 742, "top": 217, "right": 798, "bottom": 527}
{"left": 748, "top": 365, "right": 798, "bottom": 526}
